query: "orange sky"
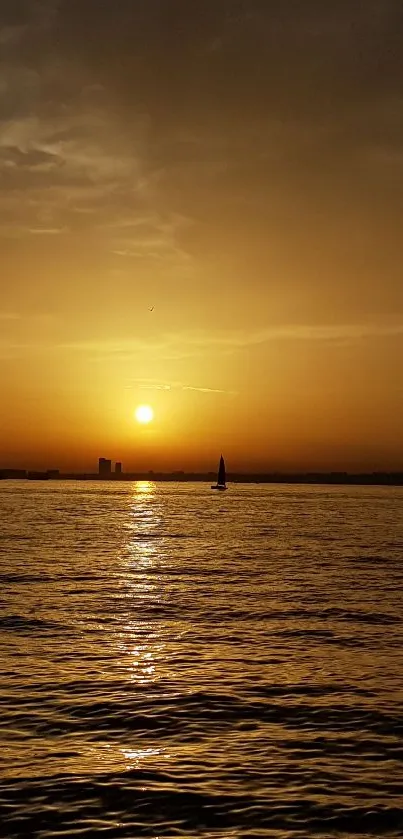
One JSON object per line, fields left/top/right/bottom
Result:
{"left": 1, "top": 1, "right": 403, "bottom": 472}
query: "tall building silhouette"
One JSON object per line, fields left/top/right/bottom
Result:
{"left": 115, "top": 462, "right": 122, "bottom": 475}
{"left": 99, "top": 457, "right": 111, "bottom": 477}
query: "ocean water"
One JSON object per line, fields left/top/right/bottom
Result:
{"left": 0, "top": 481, "right": 402, "bottom": 839}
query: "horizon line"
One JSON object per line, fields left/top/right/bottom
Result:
{"left": 2, "top": 467, "right": 403, "bottom": 487}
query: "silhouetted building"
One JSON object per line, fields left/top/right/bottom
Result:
{"left": 115, "top": 462, "right": 122, "bottom": 475}
{"left": 99, "top": 457, "right": 112, "bottom": 477}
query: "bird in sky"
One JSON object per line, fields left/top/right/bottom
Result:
{"left": 149, "top": 306, "right": 154, "bottom": 312}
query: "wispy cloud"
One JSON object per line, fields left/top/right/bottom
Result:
{"left": 0, "top": 311, "right": 53, "bottom": 329}
{"left": 131, "top": 378, "right": 237, "bottom": 395}
{"left": 164, "top": 323, "right": 403, "bottom": 350}
{"left": 28, "top": 227, "right": 66, "bottom": 235}
{"left": 249, "top": 323, "right": 403, "bottom": 345}
{"left": 0, "top": 312, "right": 21, "bottom": 321}
{"left": 56, "top": 321, "right": 403, "bottom": 361}
{"left": 0, "top": 111, "right": 140, "bottom": 183}
{"left": 0, "top": 100, "right": 192, "bottom": 263}
{"left": 182, "top": 384, "right": 236, "bottom": 394}
{"left": 0, "top": 42, "right": 153, "bottom": 241}
{"left": 3, "top": 321, "right": 403, "bottom": 365}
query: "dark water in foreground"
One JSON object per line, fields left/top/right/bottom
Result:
{"left": 0, "top": 481, "right": 402, "bottom": 838}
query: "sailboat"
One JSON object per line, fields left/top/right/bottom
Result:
{"left": 211, "top": 455, "right": 227, "bottom": 490}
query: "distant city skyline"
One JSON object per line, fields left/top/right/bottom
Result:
{"left": 2, "top": 463, "right": 403, "bottom": 486}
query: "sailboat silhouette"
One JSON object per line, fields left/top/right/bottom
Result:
{"left": 211, "top": 455, "right": 227, "bottom": 490}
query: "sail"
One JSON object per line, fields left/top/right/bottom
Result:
{"left": 217, "top": 455, "right": 226, "bottom": 486}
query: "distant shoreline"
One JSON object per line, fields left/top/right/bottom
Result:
{"left": 1, "top": 470, "right": 403, "bottom": 486}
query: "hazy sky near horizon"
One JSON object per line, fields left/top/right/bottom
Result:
{"left": 1, "top": 0, "right": 403, "bottom": 471}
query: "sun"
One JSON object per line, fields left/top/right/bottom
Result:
{"left": 135, "top": 404, "right": 154, "bottom": 424}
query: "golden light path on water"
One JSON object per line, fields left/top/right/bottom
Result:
{"left": 117, "top": 481, "right": 171, "bottom": 772}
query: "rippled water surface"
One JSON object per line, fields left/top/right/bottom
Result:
{"left": 1, "top": 481, "right": 403, "bottom": 838}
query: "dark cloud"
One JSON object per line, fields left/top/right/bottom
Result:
{"left": 49, "top": 1, "right": 403, "bottom": 112}
{"left": 1, "top": 0, "right": 403, "bottom": 313}
{"left": 0, "top": 0, "right": 45, "bottom": 27}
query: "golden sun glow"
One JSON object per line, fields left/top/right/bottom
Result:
{"left": 135, "top": 404, "right": 154, "bottom": 424}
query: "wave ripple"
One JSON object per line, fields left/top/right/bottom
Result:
{"left": 1, "top": 481, "right": 403, "bottom": 838}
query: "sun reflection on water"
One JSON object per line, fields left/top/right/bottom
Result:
{"left": 117, "top": 481, "right": 167, "bottom": 686}
{"left": 124, "top": 482, "right": 161, "bottom": 566}
{"left": 134, "top": 480, "right": 155, "bottom": 496}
